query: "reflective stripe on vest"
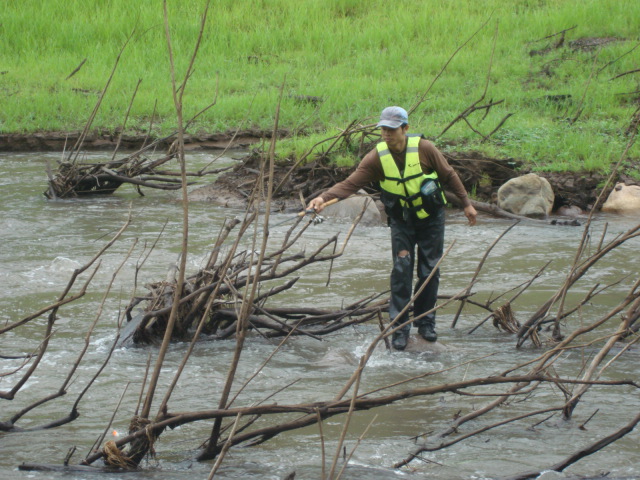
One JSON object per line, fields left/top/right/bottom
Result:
{"left": 378, "top": 135, "right": 442, "bottom": 219}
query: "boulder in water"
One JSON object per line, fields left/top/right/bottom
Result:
{"left": 602, "top": 182, "right": 640, "bottom": 214}
{"left": 497, "top": 173, "right": 554, "bottom": 218}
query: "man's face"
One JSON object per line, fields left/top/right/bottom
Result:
{"left": 380, "top": 125, "right": 408, "bottom": 153}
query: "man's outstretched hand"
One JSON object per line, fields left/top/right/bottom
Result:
{"left": 307, "top": 196, "right": 326, "bottom": 213}
{"left": 464, "top": 205, "right": 478, "bottom": 226}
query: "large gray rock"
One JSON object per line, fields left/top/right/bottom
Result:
{"left": 556, "top": 205, "right": 583, "bottom": 217}
{"left": 314, "top": 347, "right": 360, "bottom": 367}
{"left": 188, "top": 186, "right": 384, "bottom": 226}
{"left": 321, "top": 191, "right": 383, "bottom": 226}
{"left": 404, "top": 335, "right": 449, "bottom": 353}
{"left": 312, "top": 334, "right": 449, "bottom": 364}
{"left": 497, "top": 173, "right": 554, "bottom": 218}
{"left": 602, "top": 183, "right": 640, "bottom": 214}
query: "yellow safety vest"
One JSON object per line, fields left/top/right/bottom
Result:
{"left": 377, "top": 135, "right": 446, "bottom": 220}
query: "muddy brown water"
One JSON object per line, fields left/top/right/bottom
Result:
{"left": 1, "top": 151, "right": 639, "bottom": 480}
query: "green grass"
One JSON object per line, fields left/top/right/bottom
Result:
{"left": 1, "top": 0, "right": 638, "bottom": 174}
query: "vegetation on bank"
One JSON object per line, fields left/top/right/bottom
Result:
{"left": 1, "top": 0, "right": 639, "bottom": 176}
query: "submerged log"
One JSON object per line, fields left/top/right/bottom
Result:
{"left": 19, "top": 463, "right": 132, "bottom": 474}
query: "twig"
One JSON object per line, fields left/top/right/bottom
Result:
{"left": 65, "top": 58, "right": 87, "bottom": 80}
{"left": 316, "top": 408, "right": 327, "bottom": 480}
{"left": 579, "top": 409, "right": 599, "bottom": 430}
{"left": 335, "top": 414, "right": 378, "bottom": 480}
{"left": 393, "top": 407, "right": 562, "bottom": 469}
{"left": 137, "top": 0, "right": 210, "bottom": 429}
{"left": 600, "top": 40, "right": 640, "bottom": 74}
{"left": 90, "top": 383, "right": 131, "bottom": 459}
{"left": 409, "top": 12, "right": 493, "bottom": 114}
{"left": 438, "top": 21, "right": 511, "bottom": 141}
{"left": 1, "top": 215, "right": 130, "bottom": 401}
{"left": 567, "top": 47, "right": 601, "bottom": 124}
{"left": 198, "top": 75, "right": 285, "bottom": 462}
{"left": 328, "top": 357, "right": 365, "bottom": 479}
{"left": 504, "top": 411, "right": 640, "bottom": 480}
{"left": 207, "top": 413, "right": 242, "bottom": 479}
{"left": 451, "top": 221, "right": 518, "bottom": 327}
{"left": 610, "top": 67, "right": 640, "bottom": 80}
{"left": 67, "top": 28, "right": 135, "bottom": 165}
{"left": 110, "top": 79, "right": 142, "bottom": 163}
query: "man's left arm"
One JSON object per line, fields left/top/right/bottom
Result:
{"left": 420, "top": 140, "right": 477, "bottom": 225}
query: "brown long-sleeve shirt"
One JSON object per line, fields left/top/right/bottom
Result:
{"left": 320, "top": 137, "right": 471, "bottom": 207}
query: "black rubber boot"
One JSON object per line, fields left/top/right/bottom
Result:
{"left": 418, "top": 323, "right": 437, "bottom": 342}
{"left": 392, "top": 329, "right": 409, "bottom": 350}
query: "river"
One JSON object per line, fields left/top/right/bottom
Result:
{"left": 1, "top": 151, "right": 639, "bottom": 480}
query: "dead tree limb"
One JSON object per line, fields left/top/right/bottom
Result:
{"left": 517, "top": 222, "right": 640, "bottom": 346}
{"left": 65, "top": 58, "right": 87, "bottom": 80}
{"left": 561, "top": 280, "right": 640, "bottom": 419}
{"left": 504, "top": 411, "right": 640, "bottom": 480}
{"left": 82, "top": 372, "right": 636, "bottom": 466}
{"left": 567, "top": 47, "right": 601, "bottom": 124}
{"left": 611, "top": 67, "right": 640, "bottom": 79}
{"left": 68, "top": 30, "right": 135, "bottom": 164}
{"left": 444, "top": 192, "right": 551, "bottom": 223}
{"left": 199, "top": 76, "right": 285, "bottom": 462}
{"left": 467, "top": 260, "right": 551, "bottom": 334}
{"left": 437, "top": 22, "right": 512, "bottom": 142}
{"left": 600, "top": 40, "right": 640, "bottom": 75}
{"left": 1, "top": 215, "right": 130, "bottom": 404}
{"left": 515, "top": 127, "right": 637, "bottom": 346}
{"left": 528, "top": 26, "right": 576, "bottom": 47}
{"left": 125, "top": 1, "right": 211, "bottom": 467}
{"left": 6, "top": 244, "right": 134, "bottom": 432}
{"left": 394, "top": 406, "right": 563, "bottom": 468}
{"left": 451, "top": 221, "right": 518, "bottom": 327}
{"left": 409, "top": 13, "right": 493, "bottom": 115}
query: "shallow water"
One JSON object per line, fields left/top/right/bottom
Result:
{"left": 1, "top": 151, "right": 639, "bottom": 480}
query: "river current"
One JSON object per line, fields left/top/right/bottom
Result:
{"left": 1, "top": 151, "right": 638, "bottom": 480}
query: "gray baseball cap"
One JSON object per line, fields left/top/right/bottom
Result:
{"left": 377, "top": 106, "right": 408, "bottom": 128}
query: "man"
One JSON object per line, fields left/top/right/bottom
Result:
{"left": 307, "top": 106, "right": 477, "bottom": 350}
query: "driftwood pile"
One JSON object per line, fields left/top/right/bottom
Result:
{"left": 118, "top": 205, "right": 385, "bottom": 348}
{"left": 44, "top": 136, "right": 236, "bottom": 199}
{"left": 45, "top": 148, "right": 182, "bottom": 198}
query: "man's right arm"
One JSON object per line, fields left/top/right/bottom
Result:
{"left": 307, "top": 149, "right": 382, "bottom": 212}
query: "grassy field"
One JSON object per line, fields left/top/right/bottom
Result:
{"left": 1, "top": 0, "right": 639, "bottom": 175}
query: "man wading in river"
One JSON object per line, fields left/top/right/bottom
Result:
{"left": 307, "top": 106, "right": 477, "bottom": 350}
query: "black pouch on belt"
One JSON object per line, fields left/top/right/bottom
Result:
{"left": 420, "top": 178, "right": 445, "bottom": 214}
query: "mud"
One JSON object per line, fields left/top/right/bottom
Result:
{"left": 192, "top": 149, "right": 362, "bottom": 212}
{"left": 0, "top": 129, "right": 266, "bottom": 152}
{"left": 203, "top": 147, "right": 617, "bottom": 214}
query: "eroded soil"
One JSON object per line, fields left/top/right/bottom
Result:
{"left": 206, "top": 147, "right": 616, "bottom": 214}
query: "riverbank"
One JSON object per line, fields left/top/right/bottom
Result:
{"left": 201, "top": 141, "right": 614, "bottom": 215}
{"left": 0, "top": 130, "right": 264, "bottom": 152}
{"left": 2, "top": 130, "right": 620, "bottom": 214}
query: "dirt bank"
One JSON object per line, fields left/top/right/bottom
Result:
{"left": 0, "top": 130, "right": 266, "bottom": 152}
{"left": 202, "top": 147, "right": 618, "bottom": 215}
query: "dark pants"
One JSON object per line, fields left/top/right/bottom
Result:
{"left": 388, "top": 207, "right": 445, "bottom": 333}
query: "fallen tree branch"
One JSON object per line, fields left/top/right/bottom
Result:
{"left": 504, "top": 411, "right": 640, "bottom": 480}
